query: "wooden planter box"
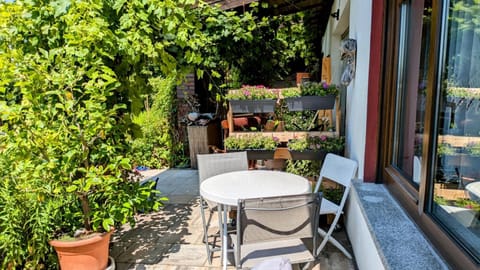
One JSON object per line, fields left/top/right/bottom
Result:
{"left": 187, "top": 123, "right": 220, "bottom": 169}
{"left": 227, "top": 149, "right": 275, "bottom": 160}
{"left": 285, "top": 95, "right": 336, "bottom": 111}
{"left": 229, "top": 99, "right": 277, "bottom": 113}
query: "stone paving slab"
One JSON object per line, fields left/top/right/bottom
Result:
{"left": 112, "top": 169, "right": 355, "bottom": 270}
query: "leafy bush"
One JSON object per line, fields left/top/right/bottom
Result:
{"left": 130, "top": 77, "right": 185, "bottom": 168}
{"left": 285, "top": 160, "right": 321, "bottom": 178}
{"left": 0, "top": 0, "right": 211, "bottom": 267}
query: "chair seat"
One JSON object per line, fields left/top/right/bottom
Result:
{"left": 320, "top": 198, "right": 339, "bottom": 215}
{"left": 231, "top": 236, "right": 314, "bottom": 268}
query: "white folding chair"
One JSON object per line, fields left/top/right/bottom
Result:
{"left": 313, "top": 153, "right": 358, "bottom": 259}
{"left": 197, "top": 151, "right": 248, "bottom": 264}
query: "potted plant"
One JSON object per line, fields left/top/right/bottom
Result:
{"left": 0, "top": 45, "right": 165, "bottom": 270}
{"left": 45, "top": 98, "right": 164, "bottom": 269}
{"left": 283, "top": 81, "right": 339, "bottom": 111}
{"left": 226, "top": 85, "right": 279, "bottom": 113}
{"left": 224, "top": 134, "right": 278, "bottom": 160}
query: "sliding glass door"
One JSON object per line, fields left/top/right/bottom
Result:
{"left": 382, "top": 0, "right": 479, "bottom": 267}
{"left": 430, "top": 0, "right": 480, "bottom": 260}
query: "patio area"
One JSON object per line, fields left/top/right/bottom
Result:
{"left": 110, "top": 169, "right": 357, "bottom": 269}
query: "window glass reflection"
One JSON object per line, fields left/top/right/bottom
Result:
{"left": 432, "top": 0, "right": 480, "bottom": 259}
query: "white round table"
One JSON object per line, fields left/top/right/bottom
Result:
{"left": 200, "top": 170, "right": 311, "bottom": 269}
{"left": 200, "top": 170, "right": 311, "bottom": 205}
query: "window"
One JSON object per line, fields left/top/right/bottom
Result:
{"left": 383, "top": 0, "right": 480, "bottom": 267}
{"left": 429, "top": 0, "right": 480, "bottom": 260}
{"left": 391, "top": 1, "right": 430, "bottom": 188}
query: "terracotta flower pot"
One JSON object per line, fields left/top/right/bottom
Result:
{"left": 50, "top": 229, "right": 113, "bottom": 270}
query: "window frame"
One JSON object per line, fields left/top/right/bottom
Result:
{"left": 379, "top": 0, "right": 479, "bottom": 268}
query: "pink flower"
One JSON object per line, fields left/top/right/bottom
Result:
{"left": 273, "top": 136, "right": 279, "bottom": 142}
{"left": 320, "top": 135, "right": 327, "bottom": 141}
{"left": 243, "top": 90, "right": 251, "bottom": 97}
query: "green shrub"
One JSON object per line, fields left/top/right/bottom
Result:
{"left": 130, "top": 77, "right": 185, "bottom": 168}
{"left": 285, "top": 160, "right": 321, "bottom": 178}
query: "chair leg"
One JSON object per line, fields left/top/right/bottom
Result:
{"left": 316, "top": 227, "right": 352, "bottom": 259}
{"left": 200, "top": 199, "right": 212, "bottom": 264}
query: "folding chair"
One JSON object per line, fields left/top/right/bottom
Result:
{"left": 197, "top": 151, "right": 249, "bottom": 264}
{"left": 233, "top": 192, "right": 323, "bottom": 270}
{"left": 313, "top": 153, "right": 357, "bottom": 259}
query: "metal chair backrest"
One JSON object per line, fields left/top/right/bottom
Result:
{"left": 237, "top": 192, "right": 322, "bottom": 245}
{"left": 197, "top": 151, "right": 248, "bottom": 185}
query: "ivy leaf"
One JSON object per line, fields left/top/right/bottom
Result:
{"left": 50, "top": 0, "right": 71, "bottom": 18}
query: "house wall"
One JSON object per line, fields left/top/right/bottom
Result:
{"left": 322, "top": 0, "right": 371, "bottom": 179}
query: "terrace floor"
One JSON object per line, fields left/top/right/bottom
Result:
{"left": 110, "top": 169, "right": 357, "bottom": 270}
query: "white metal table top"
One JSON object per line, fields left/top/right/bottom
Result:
{"left": 200, "top": 170, "right": 311, "bottom": 206}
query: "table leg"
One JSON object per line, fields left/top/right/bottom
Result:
{"left": 222, "top": 204, "right": 228, "bottom": 270}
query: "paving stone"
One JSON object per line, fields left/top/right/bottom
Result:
{"left": 157, "top": 244, "right": 207, "bottom": 266}
{"left": 114, "top": 262, "right": 134, "bottom": 270}
{"left": 111, "top": 169, "right": 355, "bottom": 269}
{"left": 116, "top": 242, "right": 171, "bottom": 264}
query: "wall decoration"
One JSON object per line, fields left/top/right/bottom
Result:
{"left": 340, "top": 39, "right": 357, "bottom": 86}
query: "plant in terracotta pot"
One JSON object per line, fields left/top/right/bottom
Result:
{"left": 0, "top": 2, "right": 173, "bottom": 268}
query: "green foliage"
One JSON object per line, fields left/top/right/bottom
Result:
{"left": 319, "top": 185, "right": 344, "bottom": 205}
{"left": 196, "top": 4, "right": 314, "bottom": 94}
{"left": 225, "top": 85, "right": 278, "bottom": 100}
{"left": 435, "top": 196, "right": 480, "bottom": 212}
{"left": 0, "top": 0, "right": 215, "bottom": 267}
{"left": 281, "top": 87, "right": 302, "bottom": 98}
{"left": 283, "top": 110, "right": 318, "bottom": 131}
{"left": 446, "top": 87, "right": 480, "bottom": 99}
{"left": 437, "top": 143, "right": 457, "bottom": 156}
{"left": 465, "top": 142, "right": 480, "bottom": 156}
{"left": 285, "top": 160, "right": 321, "bottom": 178}
{"left": 287, "top": 137, "right": 310, "bottom": 151}
{"left": 130, "top": 77, "right": 185, "bottom": 168}
{"left": 224, "top": 134, "right": 278, "bottom": 150}
{"left": 300, "top": 81, "right": 340, "bottom": 96}
{"left": 288, "top": 136, "right": 345, "bottom": 153}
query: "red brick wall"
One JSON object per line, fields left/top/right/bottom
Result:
{"left": 176, "top": 73, "right": 196, "bottom": 149}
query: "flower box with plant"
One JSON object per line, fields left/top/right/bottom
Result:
{"left": 284, "top": 82, "right": 339, "bottom": 111}
{"left": 465, "top": 142, "right": 480, "bottom": 156}
{"left": 224, "top": 134, "right": 278, "bottom": 160}
{"left": 287, "top": 135, "right": 345, "bottom": 160}
{"left": 226, "top": 85, "right": 279, "bottom": 113}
